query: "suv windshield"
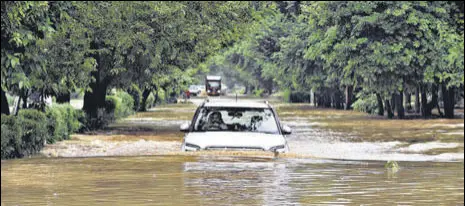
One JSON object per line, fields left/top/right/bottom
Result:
{"left": 193, "top": 107, "right": 279, "bottom": 134}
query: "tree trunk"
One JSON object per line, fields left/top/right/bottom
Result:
{"left": 313, "top": 92, "right": 317, "bottom": 107}
{"left": 420, "top": 87, "right": 430, "bottom": 117}
{"left": 1, "top": 88, "right": 10, "bottom": 115}
{"left": 316, "top": 94, "right": 321, "bottom": 107}
{"left": 430, "top": 85, "right": 439, "bottom": 117}
{"left": 436, "top": 102, "right": 443, "bottom": 117}
{"left": 250, "top": 85, "right": 255, "bottom": 95}
{"left": 83, "top": 40, "right": 116, "bottom": 126}
{"left": 324, "top": 93, "right": 331, "bottom": 108}
{"left": 330, "top": 94, "right": 335, "bottom": 108}
{"left": 442, "top": 84, "right": 455, "bottom": 118}
{"left": 83, "top": 70, "right": 108, "bottom": 127}
{"left": 39, "top": 89, "right": 46, "bottom": 112}
{"left": 336, "top": 90, "right": 344, "bottom": 109}
{"left": 139, "top": 88, "right": 152, "bottom": 112}
{"left": 390, "top": 94, "right": 396, "bottom": 113}
{"left": 56, "top": 92, "right": 71, "bottom": 104}
{"left": 396, "top": 92, "right": 405, "bottom": 119}
{"left": 385, "top": 99, "right": 394, "bottom": 119}
{"left": 421, "top": 84, "right": 439, "bottom": 118}
{"left": 243, "top": 85, "right": 249, "bottom": 95}
{"left": 345, "top": 85, "right": 353, "bottom": 110}
{"left": 15, "top": 94, "right": 21, "bottom": 115}
{"left": 415, "top": 87, "right": 421, "bottom": 114}
{"left": 21, "top": 89, "right": 28, "bottom": 109}
{"left": 404, "top": 91, "right": 412, "bottom": 111}
{"left": 376, "top": 93, "right": 384, "bottom": 116}
{"left": 153, "top": 90, "right": 159, "bottom": 106}
{"left": 83, "top": 83, "right": 107, "bottom": 116}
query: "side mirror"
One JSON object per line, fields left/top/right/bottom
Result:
{"left": 282, "top": 125, "right": 292, "bottom": 135}
{"left": 180, "top": 122, "right": 190, "bottom": 132}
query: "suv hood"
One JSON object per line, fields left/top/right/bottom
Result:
{"left": 184, "top": 132, "right": 286, "bottom": 151}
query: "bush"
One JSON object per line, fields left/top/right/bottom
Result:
{"left": 45, "top": 104, "right": 83, "bottom": 143}
{"left": 254, "top": 89, "right": 265, "bottom": 97}
{"left": 1, "top": 115, "right": 22, "bottom": 159}
{"left": 127, "top": 84, "right": 142, "bottom": 111}
{"left": 45, "top": 106, "right": 68, "bottom": 143}
{"left": 282, "top": 89, "right": 291, "bottom": 102}
{"left": 114, "top": 91, "right": 134, "bottom": 118}
{"left": 101, "top": 91, "right": 134, "bottom": 121}
{"left": 157, "top": 89, "right": 165, "bottom": 104}
{"left": 1, "top": 106, "right": 83, "bottom": 159}
{"left": 289, "top": 91, "right": 311, "bottom": 103}
{"left": 17, "top": 109, "right": 48, "bottom": 157}
{"left": 103, "top": 95, "right": 118, "bottom": 121}
{"left": 353, "top": 93, "right": 378, "bottom": 114}
{"left": 81, "top": 91, "right": 134, "bottom": 130}
{"left": 64, "top": 105, "right": 83, "bottom": 133}
{"left": 146, "top": 92, "right": 155, "bottom": 110}
{"left": 81, "top": 108, "right": 113, "bottom": 131}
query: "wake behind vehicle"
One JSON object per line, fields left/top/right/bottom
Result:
{"left": 180, "top": 99, "right": 291, "bottom": 153}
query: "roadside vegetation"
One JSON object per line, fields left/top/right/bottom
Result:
{"left": 1, "top": 2, "right": 463, "bottom": 159}
{"left": 204, "top": 2, "right": 464, "bottom": 119}
{"left": 1, "top": 1, "right": 254, "bottom": 159}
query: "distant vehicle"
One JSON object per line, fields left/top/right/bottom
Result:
{"left": 188, "top": 85, "right": 202, "bottom": 96}
{"left": 198, "top": 85, "right": 206, "bottom": 92}
{"left": 205, "top": 76, "right": 222, "bottom": 96}
{"left": 179, "top": 99, "right": 291, "bottom": 153}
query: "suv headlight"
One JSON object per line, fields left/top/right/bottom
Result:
{"left": 269, "top": 145, "right": 285, "bottom": 152}
{"left": 184, "top": 143, "right": 201, "bottom": 151}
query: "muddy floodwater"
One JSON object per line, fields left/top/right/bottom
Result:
{"left": 2, "top": 98, "right": 464, "bottom": 205}
{"left": 1, "top": 156, "right": 464, "bottom": 205}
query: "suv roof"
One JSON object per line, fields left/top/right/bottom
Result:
{"left": 202, "top": 99, "right": 270, "bottom": 108}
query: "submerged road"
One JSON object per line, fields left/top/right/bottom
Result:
{"left": 42, "top": 95, "right": 465, "bottom": 162}
{"left": 2, "top": 96, "right": 464, "bottom": 205}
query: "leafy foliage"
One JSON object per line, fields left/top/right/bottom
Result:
{"left": 113, "top": 91, "right": 135, "bottom": 119}
{"left": 1, "top": 114, "right": 22, "bottom": 159}
{"left": 45, "top": 104, "right": 83, "bottom": 143}
{"left": 17, "top": 109, "right": 48, "bottom": 156}
{"left": 207, "top": 1, "right": 463, "bottom": 118}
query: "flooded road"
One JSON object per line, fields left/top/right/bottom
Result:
{"left": 2, "top": 97, "right": 464, "bottom": 205}
{"left": 1, "top": 156, "right": 463, "bottom": 205}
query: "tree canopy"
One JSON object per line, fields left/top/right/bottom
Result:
{"left": 206, "top": 1, "right": 464, "bottom": 118}
{"left": 1, "top": 1, "right": 464, "bottom": 119}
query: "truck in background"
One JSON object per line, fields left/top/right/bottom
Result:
{"left": 205, "top": 75, "right": 222, "bottom": 96}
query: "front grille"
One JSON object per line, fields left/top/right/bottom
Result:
{"left": 205, "top": 146, "right": 265, "bottom": 151}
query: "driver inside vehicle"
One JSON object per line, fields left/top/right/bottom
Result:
{"left": 202, "top": 111, "right": 228, "bottom": 131}
{"left": 249, "top": 115, "right": 263, "bottom": 131}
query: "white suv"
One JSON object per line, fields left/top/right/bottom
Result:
{"left": 180, "top": 100, "right": 291, "bottom": 153}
